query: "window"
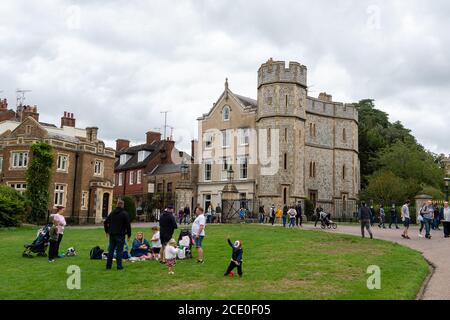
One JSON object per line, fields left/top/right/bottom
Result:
{"left": 223, "top": 106, "right": 230, "bottom": 121}
{"left": 284, "top": 153, "right": 287, "bottom": 170}
{"left": 221, "top": 157, "right": 232, "bottom": 180}
{"left": 285, "top": 128, "right": 288, "bottom": 142}
{"left": 138, "top": 150, "right": 150, "bottom": 162}
{"left": 129, "top": 171, "right": 134, "bottom": 185}
{"left": 81, "top": 191, "right": 89, "bottom": 210}
{"left": 118, "top": 173, "right": 123, "bottom": 186}
{"left": 309, "top": 123, "right": 316, "bottom": 138}
{"left": 157, "top": 183, "right": 163, "bottom": 193}
{"left": 136, "top": 170, "right": 142, "bottom": 184}
{"left": 343, "top": 128, "right": 347, "bottom": 142}
{"left": 9, "top": 183, "right": 27, "bottom": 194}
{"left": 309, "top": 161, "right": 316, "bottom": 178}
{"left": 25, "top": 125, "right": 32, "bottom": 135}
{"left": 94, "top": 160, "right": 103, "bottom": 176}
{"left": 222, "top": 130, "right": 231, "bottom": 148}
{"left": 11, "top": 152, "right": 28, "bottom": 169}
{"left": 167, "top": 182, "right": 173, "bottom": 193}
{"left": 119, "top": 154, "right": 131, "bottom": 165}
{"left": 57, "top": 154, "right": 68, "bottom": 172}
{"left": 238, "top": 128, "right": 249, "bottom": 146}
{"left": 54, "top": 184, "right": 66, "bottom": 207}
{"left": 204, "top": 132, "right": 213, "bottom": 149}
{"left": 342, "top": 165, "right": 346, "bottom": 180}
{"left": 0, "top": 156, "right": 3, "bottom": 173}
{"left": 238, "top": 156, "right": 248, "bottom": 179}
{"left": 204, "top": 161, "right": 212, "bottom": 181}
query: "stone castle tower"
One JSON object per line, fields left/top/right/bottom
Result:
{"left": 256, "top": 58, "right": 308, "bottom": 208}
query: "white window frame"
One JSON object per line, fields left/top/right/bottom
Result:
{"left": 136, "top": 170, "right": 142, "bottom": 184}
{"left": 81, "top": 191, "right": 89, "bottom": 210}
{"left": 204, "top": 160, "right": 212, "bottom": 182}
{"left": 222, "top": 129, "right": 231, "bottom": 148}
{"left": 118, "top": 172, "right": 123, "bottom": 186}
{"left": 56, "top": 154, "right": 69, "bottom": 172}
{"left": 119, "top": 154, "right": 130, "bottom": 165}
{"left": 238, "top": 156, "right": 248, "bottom": 180}
{"left": 54, "top": 184, "right": 66, "bottom": 208}
{"left": 220, "top": 157, "right": 232, "bottom": 181}
{"left": 11, "top": 151, "right": 29, "bottom": 169}
{"left": 129, "top": 171, "right": 134, "bottom": 185}
{"left": 138, "top": 150, "right": 150, "bottom": 162}
{"left": 94, "top": 159, "right": 103, "bottom": 176}
{"left": 239, "top": 128, "right": 249, "bottom": 146}
{"left": 204, "top": 132, "right": 213, "bottom": 149}
{"left": 9, "top": 182, "right": 27, "bottom": 194}
{"left": 223, "top": 105, "right": 230, "bottom": 121}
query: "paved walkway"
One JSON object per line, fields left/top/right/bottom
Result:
{"left": 69, "top": 221, "right": 449, "bottom": 299}
{"left": 301, "top": 223, "right": 450, "bottom": 300}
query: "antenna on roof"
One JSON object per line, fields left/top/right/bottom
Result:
{"left": 167, "top": 125, "right": 174, "bottom": 141}
{"left": 16, "top": 89, "right": 32, "bottom": 107}
{"left": 160, "top": 110, "right": 171, "bottom": 140}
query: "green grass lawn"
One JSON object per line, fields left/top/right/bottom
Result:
{"left": 0, "top": 224, "right": 429, "bottom": 300}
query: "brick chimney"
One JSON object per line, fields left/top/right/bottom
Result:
{"left": 318, "top": 92, "right": 332, "bottom": 102}
{"left": 21, "top": 105, "right": 39, "bottom": 122}
{"left": 0, "top": 99, "right": 7, "bottom": 110}
{"left": 61, "top": 111, "right": 76, "bottom": 127}
{"left": 146, "top": 131, "right": 161, "bottom": 144}
{"left": 116, "top": 139, "right": 130, "bottom": 151}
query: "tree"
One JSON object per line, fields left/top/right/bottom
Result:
{"left": 123, "top": 196, "right": 136, "bottom": 222}
{"left": 25, "top": 143, "right": 54, "bottom": 224}
{"left": 0, "top": 185, "right": 28, "bottom": 227}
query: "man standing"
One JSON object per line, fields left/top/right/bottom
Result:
{"left": 53, "top": 206, "right": 67, "bottom": 258}
{"left": 269, "top": 204, "right": 276, "bottom": 226}
{"left": 104, "top": 200, "right": 131, "bottom": 270}
{"left": 159, "top": 204, "right": 178, "bottom": 263}
{"left": 258, "top": 205, "right": 265, "bottom": 224}
{"left": 295, "top": 201, "right": 303, "bottom": 227}
{"left": 314, "top": 206, "right": 322, "bottom": 227}
{"left": 215, "top": 204, "right": 222, "bottom": 224}
{"left": 401, "top": 200, "right": 411, "bottom": 239}
{"left": 378, "top": 205, "right": 386, "bottom": 229}
{"left": 389, "top": 204, "right": 399, "bottom": 229}
{"left": 358, "top": 202, "right": 373, "bottom": 239}
{"left": 282, "top": 205, "right": 288, "bottom": 228}
{"left": 440, "top": 201, "right": 450, "bottom": 238}
{"left": 192, "top": 207, "right": 206, "bottom": 263}
{"left": 422, "top": 200, "right": 435, "bottom": 239}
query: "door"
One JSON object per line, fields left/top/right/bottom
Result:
{"left": 102, "top": 192, "right": 110, "bottom": 218}
{"left": 204, "top": 194, "right": 211, "bottom": 212}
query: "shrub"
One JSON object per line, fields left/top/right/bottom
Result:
{"left": 123, "top": 196, "right": 136, "bottom": 222}
{"left": 0, "top": 185, "right": 28, "bottom": 227}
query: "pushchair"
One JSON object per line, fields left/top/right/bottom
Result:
{"left": 177, "top": 229, "right": 193, "bottom": 259}
{"left": 23, "top": 224, "right": 51, "bottom": 257}
{"left": 320, "top": 212, "right": 337, "bottom": 230}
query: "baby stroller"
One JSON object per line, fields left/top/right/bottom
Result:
{"left": 177, "top": 229, "right": 193, "bottom": 259}
{"left": 320, "top": 211, "right": 337, "bottom": 230}
{"left": 23, "top": 224, "right": 51, "bottom": 257}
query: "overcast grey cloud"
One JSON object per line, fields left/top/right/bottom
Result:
{"left": 0, "top": 0, "right": 449, "bottom": 154}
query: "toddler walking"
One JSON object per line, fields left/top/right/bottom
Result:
{"left": 224, "top": 238, "right": 243, "bottom": 278}
{"left": 164, "top": 239, "right": 178, "bottom": 275}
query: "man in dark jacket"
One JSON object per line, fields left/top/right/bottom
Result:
{"left": 295, "top": 202, "right": 303, "bottom": 227}
{"left": 282, "top": 205, "right": 288, "bottom": 228}
{"left": 159, "top": 204, "right": 178, "bottom": 263}
{"left": 104, "top": 199, "right": 132, "bottom": 270}
{"left": 358, "top": 202, "right": 373, "bottom": 239}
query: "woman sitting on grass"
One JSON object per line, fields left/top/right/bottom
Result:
{"left": 130, "top": 232, "right": 152, "bottom": 260}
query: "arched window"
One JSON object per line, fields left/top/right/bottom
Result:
{"left": 223, "top": 106, "right": 230, "bottom": 121}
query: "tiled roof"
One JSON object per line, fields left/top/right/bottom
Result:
{"left": 146, "top": 164, "right": 183, "bottom": 176}
{"left": 115, "top": 140, "right": 166, "bottom": 171}
{"left": 234, "top": 94, "right": 257, "bottom": 108}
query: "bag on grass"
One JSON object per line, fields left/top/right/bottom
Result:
{"left": 90, "top": 246, "right": 104, "bottom": 260}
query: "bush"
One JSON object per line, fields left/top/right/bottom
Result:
{"left": 0, "top": 185, "right": 28, "bottom": 227}
{"left": 123, "top": 196, "right": 136, "bottom": 222}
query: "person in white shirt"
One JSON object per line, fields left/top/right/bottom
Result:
{"left": 164, "top": 239, "right": 178, "bottom": 275}
{"left": 192, "top": 207, "right": 206, "bottom": 263}
{"left": 401, "top": 200, "right": 411, "bottom": 239}
{"left": 287, "top": 207, "right": 297, "bottom": 228}
{"left": 441, "top": 201, "right": 450, "bottom": 238}
{"left": 150, "top": 226, "right": 162, "bottom": 260}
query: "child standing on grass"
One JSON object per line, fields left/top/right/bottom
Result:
{"left": 150, "top": 226, "right": 162, "bottom": 260}
{"left": 224, "top": 238, "right": 243, "bottom": 278}
{"left": 48, "top": 216, "right": 59, "bottom": 262}
{"left": 164, "top": 239, "right": 178, "bottom": 275}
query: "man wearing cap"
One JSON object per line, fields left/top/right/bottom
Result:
{"left": 159, "top": 204, "right": 178, "bottom": 263}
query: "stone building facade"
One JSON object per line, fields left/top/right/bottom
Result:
{"left": 0, "top": 108, "right": 115, "bottom": 224}
{"left": 196, "top": 59, "right": 360, "bottom": 214}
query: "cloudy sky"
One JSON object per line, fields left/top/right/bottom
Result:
{"left": 0, "top": 0, "right": 449, "bottom": 154}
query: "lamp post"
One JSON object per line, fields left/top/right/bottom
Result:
{"left": 444, "top": 177, "right": 450, "bottom": 202}
{"left": 227, "top": 165, "right": 234, "bottom": 184}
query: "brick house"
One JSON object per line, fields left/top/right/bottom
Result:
{"left": 0, "top": 107, "right": 115, "bottom": 224}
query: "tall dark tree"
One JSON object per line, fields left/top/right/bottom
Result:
{"left": 25, "top": 142, "right": 54, "bottom": 224}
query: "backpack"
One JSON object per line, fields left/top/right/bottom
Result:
{"left": 90, "top": 246, "right": 104, "bottom": 260}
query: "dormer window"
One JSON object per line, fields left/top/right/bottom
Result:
{"left": 223, "top": 106, "right": 230, "bottom": 121}
{"left": 119, "top": 154, "right": 131, "bottom": 165}
{"left": 138, "top": 150, "right": 150, "bottom": 162}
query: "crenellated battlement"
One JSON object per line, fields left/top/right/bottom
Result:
{"left": 258, "top": 58, "right": 307, "bottom": 89}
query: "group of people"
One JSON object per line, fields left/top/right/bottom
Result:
{"left": 103, "top": 200, "right": 244, "bottom": 277}
{"left": 357, "top": 200, "right": 450, "bottom": 240}
{"left": 258, "top": 202, "right": 303, "bottom": 228}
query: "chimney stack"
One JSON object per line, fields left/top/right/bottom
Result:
{"left": 191, "top": 139, "right": 198, "bottom": 164}
{"left": 0, "top": 99, "right": 7, "bottom": 110}
{"left": 146, "top": 131, "right": 161, "bottom": 144}
{"left": 116, "top": 139, "right": 130, "bottom": 151}
{"left": 318, "top": 92, "right": 332, "bottom": 102}
{"left": 21, "top": 105, "right": 40, "bottom": 122}
{"left": 86, "top": 127, "right": 98, "bottom": 142}
{"left": 61, "top": 111, "right": 76, "bottom": 128}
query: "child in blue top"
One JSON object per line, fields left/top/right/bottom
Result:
{"left": 130, "top": 232, "right": 152, "bottom": 260}
{"left": 224, "top": 238, "right": 243, "bottom": 278}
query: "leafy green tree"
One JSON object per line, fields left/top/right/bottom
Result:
{"left": 0, "top": 185, "right": 28, "bottom": 227}
{"left": 25, "top": 143, "right": 54, "bottom": 224}
{"left": 123, "top": 196, "right": 136, "bottom": 222}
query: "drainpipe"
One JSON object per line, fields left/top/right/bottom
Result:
{"left": 71, "top": 152, "right": 79, "bottom": 222}
{"left": 87, "top": 187, "right": 93, "bottom": 224}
